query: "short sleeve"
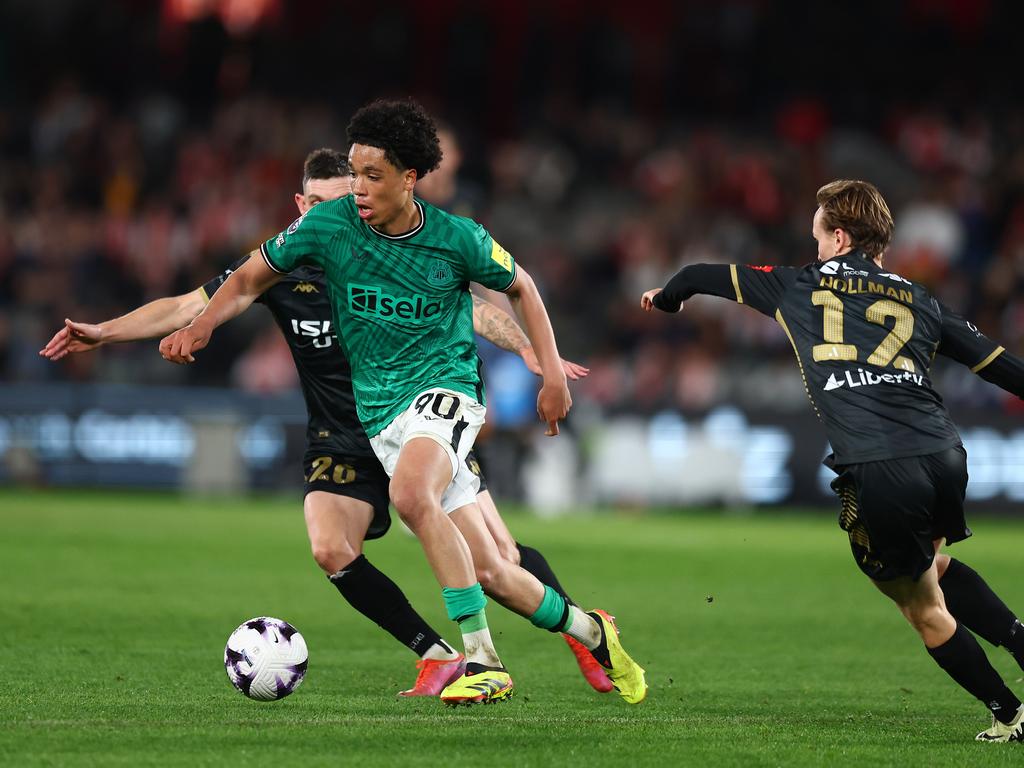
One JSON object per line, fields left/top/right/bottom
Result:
{"left": 464, "top": 225, "right": 517, "bottom": 292}
{"left": 260, "top": 209, "right": 325, "bottom": 274}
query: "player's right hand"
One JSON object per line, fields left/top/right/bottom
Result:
{"left": 538, "top": 380, "right": 572, "bottom": 437}
{"left": 39, "top": 319, "right": 104, "bottom": 360}
{"left": 159, "top": 322, "right": 211, "bottom": 364}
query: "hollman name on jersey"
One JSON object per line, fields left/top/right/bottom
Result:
{"left": 818, "top": 259, "right": 915, "bottom": 303}
{"left": 819, "top": 275, "right": 914, "bottom": 304}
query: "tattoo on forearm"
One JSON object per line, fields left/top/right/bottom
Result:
{"left": 474, "top": 295, "right": 530, "bottom": 353}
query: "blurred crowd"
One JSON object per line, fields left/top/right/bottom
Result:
{"left": 3, "top": 1, "right": 1024, "bottom": 417}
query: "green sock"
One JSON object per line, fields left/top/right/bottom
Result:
{"left": 529, "top": 585, "right": 570, "bottom": 631}
{"left": 458, "top": 611, "right": 488, "bottom": 634}
{"left": 442, "top": 583, "right": 486, "bottom": 621}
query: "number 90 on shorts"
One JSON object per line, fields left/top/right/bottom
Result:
{"left": 369, "top": 387, "right": 487, "bottom": 490}
{"left": 413, "top": 390, "right": 462, "bottom": 419}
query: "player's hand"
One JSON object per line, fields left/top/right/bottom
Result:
{"left": 520, "top": 346, "right": 590, "bottom": 381}
{"left": 559, "top": 358, "right": 589, "bottom": 380}
{"left": 39, "top": 319, "right": 104, "bottom": 360}
{"left": 537, "top": 379, "right": 572, "bottom": 436}
{"left": 159, "top": 321, "right": 211, "bottom": 364}
{"left": 641, "top": 288, "right": 683, "bottom": 313}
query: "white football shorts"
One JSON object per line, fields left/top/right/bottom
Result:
{"left": 369, "top": 388, "right": 486, "bottom": 514}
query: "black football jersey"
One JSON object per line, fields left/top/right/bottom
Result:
{"left": 202, "top": 258, "right": 374, "bottom": 459}
{"left": 656, "top": 252, "right": 1018, "bottom": 465}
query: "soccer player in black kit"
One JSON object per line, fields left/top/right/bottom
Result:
{"left": 41, "top": 148, "right": 612, "bottom": 699}
{"left": 642, "top": 179, "right": 1024, "bottom": 742}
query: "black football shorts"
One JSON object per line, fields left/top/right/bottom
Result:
{"left": 301, "top": 449, "right": 489, "bottom": 539}
{"left": 828, "top": 445, "right": 971, "bottom": 581}
{"left": 302, "top": 451, "right": 392, "bottom": 540}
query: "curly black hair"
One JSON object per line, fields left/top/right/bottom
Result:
{"left": 346, "top": 98, "right": 442, "bottom": 178}
{"left": 302, "top": 147, "right": 348, "bottom": 184}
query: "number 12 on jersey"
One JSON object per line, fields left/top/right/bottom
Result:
{"left": 811, "top": 290, "right": 916, "bottom": 372}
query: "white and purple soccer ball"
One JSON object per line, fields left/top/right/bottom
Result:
{"left": 224, "top": 617, "right": 308, "bottom": 701}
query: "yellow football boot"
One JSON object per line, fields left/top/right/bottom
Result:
{"left": 589, "top": 609, "right": 648, "bottom": 704}
{"left": 439, "top": 664, "right": 514, "bottom": 706}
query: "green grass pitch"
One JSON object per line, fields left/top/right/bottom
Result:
{"left": 2, "top": 489, "right": 1023, "bottom": 767}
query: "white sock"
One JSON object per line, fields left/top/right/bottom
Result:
{"left": 562, "top": 606, "right": 602, "bottom": 650}
{"left": 421, "top": 641, "right": 461, "bottom": 662}
{"left": 461, "top": 625, "right": 502, "bottom": 669}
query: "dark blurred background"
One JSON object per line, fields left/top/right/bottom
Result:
{"left": 3, "top": 0, "right": 1024, "bottom": 509}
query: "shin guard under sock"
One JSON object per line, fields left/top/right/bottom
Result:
{"left": 927, "top": 623, "right": 1021, "bottom": 723}
{"left": 330, "top": 555, "right": 445, "bottom": 657}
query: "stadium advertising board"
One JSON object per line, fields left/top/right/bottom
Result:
{"left": 1, "top": 384, "right": 1022, "bottom": 512}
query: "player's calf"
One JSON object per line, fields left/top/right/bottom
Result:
{"left": 939, "top": 557, "right": 1024, "bottom": 672}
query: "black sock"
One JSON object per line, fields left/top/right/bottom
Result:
{"left": 517, "top": 542, "right": 575, "bottom": 605}
{"left": 927, "top": 623, "right": 1021, "bottom": 723}
{"left": 1007, "top": 620, "right": 1024, "bottom": 669}
{"left": 940, "top": 559, "right": 1024, "bottom": 669}
{"left": 328, "top": 555, "right": 448, "bottom": 657}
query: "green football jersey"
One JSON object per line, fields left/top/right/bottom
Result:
{"left": 260, "top": 195, "right": 517, "bottom": 436}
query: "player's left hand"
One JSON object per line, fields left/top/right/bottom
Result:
{"left": 521, "top": 347, "right": 590, "bottom": 380}
{"left": 640, "top": 287, "right": 682, "bottom": 313}
{"left": 159, "top": 322, "right": 211, "bottom": 364}
{"left": 537, "top": 380, "right": 572, "bottom": 436}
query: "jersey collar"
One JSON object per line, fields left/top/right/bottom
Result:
{"left": 368, "top": 200, "right": 425, "bottom": 240}
{"left": 819, "top": 249, "right": 874, "bottom": 268}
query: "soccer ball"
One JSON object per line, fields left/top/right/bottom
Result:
{"left": 224, "top": 617, "right": 308, "bottom": 701}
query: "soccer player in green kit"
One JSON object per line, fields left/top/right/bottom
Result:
{"left": 160, "top": 99, "right": 646, "bottom": 705}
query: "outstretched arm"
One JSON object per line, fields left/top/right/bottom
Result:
{"left": 642, "top": 263, "right": 796, "bottom": 317}
{"left": 40, "top": 291, "right": 207, "bottom": 361}
{"left": 974, "top": 353, "right": 1024, "bottom": 398}
{"left": 503, "top": 265, "right": 571, "bottom": 436}
{"left": 471, "top": 294, "right": 588, "bottom": 380}
{"left": 938, "top": 302, "right": 1024, "bottom": 398}
{"left": 160, "top": 250, "right": 282, "bottom": 364}
{"left": 643, "top": 264, "right": 737, "bottom": 312}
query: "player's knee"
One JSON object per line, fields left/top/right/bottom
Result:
{"left": 389, "top": 483, "right": 435, "bottom": 529}
{"left": 902, "top": 601, "right": 948, "bottom": 635}
{"left": 309, "top": 538, "right": 360, "bottom": 574}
